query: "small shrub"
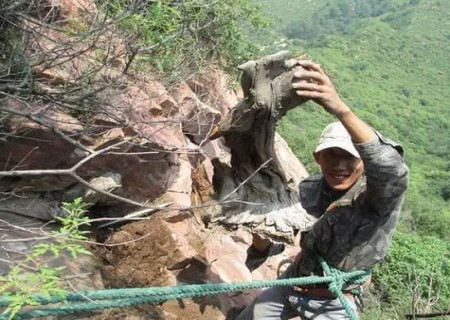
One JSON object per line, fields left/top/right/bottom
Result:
{"left": 0, "top": 198, "right": 92, "bottom": 319}
{"left": 401, "top": 87, "right": 411, "bottom": 97}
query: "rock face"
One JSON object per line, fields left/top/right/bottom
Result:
{"left": 0, "top": 1, "right": 311, "bottom": 319}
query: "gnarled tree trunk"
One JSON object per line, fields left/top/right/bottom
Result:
{"left": 208, "top": 51, "right": 316, "bottom": 243}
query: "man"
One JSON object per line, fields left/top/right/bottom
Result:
{"left": 236, "top": 60, "right": 409, "bottom": 319}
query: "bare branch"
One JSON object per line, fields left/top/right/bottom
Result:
{"left": 0, "top": 137, "right": 174, "bottom": 209}
{"left": 0, "top": 101, "right": 93, "bottom": 154}
{"left": 222, "top": 158, "right": 273, "bottom": 201}
{"left": 0, "top": 217, "right": 160, "bottom": 249}
{"left": 405, "top": 310, "right": 450, "bottom": 319}
{"left": 97, "top": 203, "right": 171, "bottom": 229}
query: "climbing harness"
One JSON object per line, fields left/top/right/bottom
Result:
{"left": 0, "top": 258, "right": 370, "bottom": 320}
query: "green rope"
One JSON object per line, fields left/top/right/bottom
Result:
{"left": 319, "top": 257, "right": 371, "bottom": 320}
{"left": 0, "top": 261, "right": 370, "bottom": 320}
{"left": 319, "top": 257, "right": 370, "bottom": 320}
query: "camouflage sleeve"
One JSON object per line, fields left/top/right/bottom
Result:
{"left": 354, "top": 131, "right": 409, "bottom": 216}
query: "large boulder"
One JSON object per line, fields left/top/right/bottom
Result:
{"left": 0, "top": 99, "right": 85, "bottom": 192}
{"left": 172, "top": 82, "right": 222, "bottom": 145}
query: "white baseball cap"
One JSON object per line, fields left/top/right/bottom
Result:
{"left": 314, "top": 122, "right": 360, "bottom": 158}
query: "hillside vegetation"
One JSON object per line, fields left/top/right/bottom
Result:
{"left": 255, "top": 0, "right": 450, "bottom": 317}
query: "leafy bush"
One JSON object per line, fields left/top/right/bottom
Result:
{"left": 97, "top": 0, "right": 270, "bottom": 77}
{"left": 373, "top": 232, "right": 450, "bottom": 313}
{"left": 0, "top": 199, "right": 92, "bottom": 319}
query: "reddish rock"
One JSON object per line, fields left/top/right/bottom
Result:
{"left": 29, "top": 27, "right": 91, "bottom": 85}
{"left": 104, "top": 86, "right": 161, "bottom": 124}
{"left": 79, "top": 143, "right": 181, "bottom": 202}
{"left": 163, "top": 211, "right": 207, "bottom": 265}
{"left": 274, "top": 132, "right": 309, "bottom": 189}
{"left": 187, "top": 68, "right": 240, "bottom": 116}
{"left": 142, "top": 79, "right": 180, "bottom": 118}
{"left": 99, "top": 127, "right": 125, "bottom": 142}
{"left": 191, "top": 156, "right": 215, "bottom": 206}
{"left": 205, "top": 233, "right": 251, "bottom": 281}
{"left": 203, "top": 232, "right": 259, "bottom": 316}
{"left": 0, "top": 99, "right": 84, "bottom": 191}
{"left": 201, "top": 230, "right": 301, "bottom": 317}
{"left": 50, "top": 0, "right": 98, "bottom": 23}
{"left": 161, "top": 298, "right": 224, "bottom": 320}
{"left": 100, "top": 211, "right": 227, "bottom": 319}
{"left": 158, "top": 94, "right": 179, "bottom": 118}
{"left": 201, "top": 139, "right": 232, "bottom": 165}
{"left": 100, "top": 85, "right": 185, "bottom": 149}
{"left": 0, "top": 192, "right": 63, "bottom": 221}
{"left": 77, "top": 85, "right": 186, "bottom": 202}
{"left": 36, "top": 67, "right": 72, "bottom": 85}
{"left": 162, "top": 154, "right": 193, "bottom": 208}
{"left": 171, "top": 82, "right": 222, "bottom": 144}
{"left": 133, "top": 121, "right": 184, "bottom": 150}
{"left": 26, "top": 0, "right": 124, "bottom": 87}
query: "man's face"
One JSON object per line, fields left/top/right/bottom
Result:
{"left": 314, "top": 147, "right": 364, "bottom": 191}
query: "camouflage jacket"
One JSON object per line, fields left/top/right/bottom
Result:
{"left": 293, "top": 132, "right": 409, "bottom": 276}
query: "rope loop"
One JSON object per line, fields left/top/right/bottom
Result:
{"left": 316, "top": 256, "right": 371, "bottom": 320}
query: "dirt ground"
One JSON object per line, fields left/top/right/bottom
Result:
{"left": 93, "top": 214, "right": 227, "bottom": 320}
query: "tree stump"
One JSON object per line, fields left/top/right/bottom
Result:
{"left": 208, "top": 51, "right": 317, "bottom": 243}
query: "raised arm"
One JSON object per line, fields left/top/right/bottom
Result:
{"left": 292, "top": 60, "right": 409, "bottom": 214}
{"left": 292, "top": 60, "right": 375, "bottom": 144}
